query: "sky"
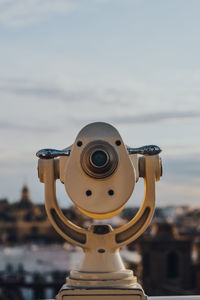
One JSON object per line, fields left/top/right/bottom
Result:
{"left": 0, "top": 0, "right": 200, "bottom": 208}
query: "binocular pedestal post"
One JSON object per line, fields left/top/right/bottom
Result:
{"left": 56, "top": 225, "right": 146, "bottom": 300}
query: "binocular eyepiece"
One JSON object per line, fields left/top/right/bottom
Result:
{"left": 81, "top": 140, "right": 118, "bottom": 179}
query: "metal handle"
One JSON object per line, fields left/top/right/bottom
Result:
{"left": 36, "top": 144, "right": 161, "bottom": 159}
{"left": 36, "top": 148, "right": 71, "bottom": 159}
{"left": 127, "top": 145, "right": 161, "bottom": 156}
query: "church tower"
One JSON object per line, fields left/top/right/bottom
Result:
{"left": 19, "top": 185, "right": 32, "bottom": 208}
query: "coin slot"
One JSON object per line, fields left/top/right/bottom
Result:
{"left": 98, "top": 249, "right": 106, "bottom": 253}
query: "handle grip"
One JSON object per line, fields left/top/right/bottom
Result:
{"left": 36, "top": 148, "right": 71, "bottom": 159}
{"left": 36, "top": 145, "right": 161, "bottom": 159}
{"left": 127, "top": 145, "right": 161, "bottom": 156}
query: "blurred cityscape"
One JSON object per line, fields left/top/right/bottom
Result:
{"left": 0, "top": 186, "right": 200, "bottom": 299}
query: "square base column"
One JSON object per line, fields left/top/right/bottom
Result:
{"left": 56, "top": 287, "right": 147, "bottom": 300}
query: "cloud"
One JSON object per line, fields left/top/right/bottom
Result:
{"left": 0, "top": 78, "right": 95, "bottom": 102}
{"left": 109, "top": 111, "right": 200, "bottom": 125}
{"left": 161, "top": 155, "right": 200, "bottom": 194}
{"left": 0, "top": 0, "right": 76, "bottom": 27}
{"left": 0, "top": 0, "right": 113, "bottom": 28}
{"left": 74, "top": 110, "right": 200, "bottom": 126}
{"left": 0, "top": 77, "right": 138, "bottom": 106}
{"left": 0, "top": 120, "right": 56, "bottom": 132}
{"left": 157, "top": 180, "right": 200, "bottom": 206}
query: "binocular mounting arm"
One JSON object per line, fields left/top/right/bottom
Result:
{"left": 37, "top": 154, "right": 161, "bottom": 252}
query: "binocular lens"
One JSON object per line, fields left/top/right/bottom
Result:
{"left": 91, "top": 150, "right": 108, "bottom": 167}
{"left": 81, "top": 140, "right": 118, "bottom": 179}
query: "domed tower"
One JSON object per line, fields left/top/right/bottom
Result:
{"left": 19, "top": 185, "right": 32, "bottom": 208}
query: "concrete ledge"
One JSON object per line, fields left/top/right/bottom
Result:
{"left": 149, "top": 297, "right": 200, "bottom": 300}
{"left": 46, "top": 297, "right": 200, "bottom": 300}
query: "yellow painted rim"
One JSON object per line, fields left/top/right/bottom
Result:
{"left": 77, "top": 204, "right": 126, "bottom": 219}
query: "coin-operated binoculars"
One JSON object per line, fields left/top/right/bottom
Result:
{"left": 36, "top": 122, "right": 162, "bottom": 300}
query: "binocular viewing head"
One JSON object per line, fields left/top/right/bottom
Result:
{"left": 37, "top": 122, "right": 162, "bottom": 220}
{"left": 63, "top": 122, "right": 136, "bottom": 219}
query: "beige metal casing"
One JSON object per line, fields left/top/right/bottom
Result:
{"left": 64, "top": 123, "right": 135, "bottom": 219}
